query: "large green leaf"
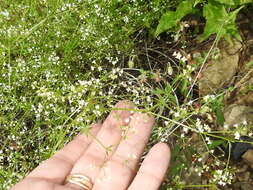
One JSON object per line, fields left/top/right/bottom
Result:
{"left": 199, "top": 2, "right": 243, "bottom": 41}
{"left": 236, "top": 0, "right": 253, "bottom": 4}
{"left": 215, "top": 0, "right": 235, "bottom": 5}
{"left": 215, "top": 0, "right": 253, "bottom": 5}
{"left": 155, "top": 0, "right": 196, "bottom": 37}
{"left": 155, "top": 11, "right": 178, "bottom": 37}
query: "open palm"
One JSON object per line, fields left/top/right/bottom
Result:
{"left": 11, "top": 101, "right": 170, "bottom": 190}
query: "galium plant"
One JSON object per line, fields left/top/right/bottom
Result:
{"left": 1, "top": 0, "right": 252, "bottom": 189}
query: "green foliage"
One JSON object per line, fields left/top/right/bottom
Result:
{"left": 215, "top": 0, "right": 236, "bottom": 5}
{"left": 155, "top": 0, "right": 196, "bottom": 37}
{"left": 199, "top": 2, "right": 243, "bottom": 41}
{"left": 0, "top": 1, "right": 175, "bottom": 188}
{"left": 155, "top": 0, "right": 252, "bottom": 41}
{"left": 1, "top": 0, "right": 252, "bottom": 189}
{"left": 208, "top": 139, "right": 226, "bottom": 149}
{"left": 215, "top": 0, "right": 253, "bottom": 5}
{"left": 210, "top": 95, "right": 225, "bottom": 125}
{"left": 246, "top": 61, "right": 253, "bottom": 68}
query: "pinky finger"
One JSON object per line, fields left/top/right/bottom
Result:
{"left": 128, "top": 143, "right": 171, "bottom": 190}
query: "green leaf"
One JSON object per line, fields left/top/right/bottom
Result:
{"left": 208, "top": 140, "right": 226, "bottom": 149}
{"left": 199, "top": 2, "right": 243, "bottom": 41}
{"left": 155, "top": 0, "right": 195, "bottom": 36}
{"left": 214, "top": 0, "right": 236, "bottom": 5}
{"left": 194, "top": 0, "right": 204, "bottom": 6}
{"left": 215, "top": 105, "right": 225, "bottom": 125}
{"left": 214, "top": 0, "right": 252, "bottom": 5}
{"left": 155, "top": 11, "right": 177, "bottom": 37}
{"left": 246, "top": 61, "right": 253, "bottom": 68}
{"left": 210, "top": 95, "right": 225, "bottom": 125}
{"left": 236, "top": 0, "right": 253, "bottom": 5}
{"left": 176, "top": 0, "right": 196, "bottom": 18}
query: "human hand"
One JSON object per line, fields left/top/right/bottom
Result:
{"left": 11, "top": 100, "right": 171, "bottom": 190}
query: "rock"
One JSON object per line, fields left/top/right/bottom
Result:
{"left": 231, "top": 136, "right": 253, "bottom": 160}
{"left": 199, "top": 39, "right": 241, "bottom": 96}
{"left": 233, "top": 182, "right": 253, "bottom": 190}
{"left": 236, "top": 164, "right": 248, "bottom": 173}
{"left": 224, "top": 104, "right": 253, "bottom": 126}
{"left": 242, "top": 149, "right": 253, "bottom": 168}
{"left": 183, "top": 166, "right": 202, "bottom": 185}
{"left": 225, "top": 65, "right": 253, "bottom": 107}
{"left": 237, "top": 171, "right": 250, "bottom": 182}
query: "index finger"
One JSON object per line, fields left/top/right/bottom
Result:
{"left": 26, "top": 123, "right": 101, "bottom": 184}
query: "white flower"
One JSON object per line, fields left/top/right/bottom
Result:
{"left": 203, "top": 95, "right": 210, "bottom": 102}
{"left": 224, "top": 124, "right": 229, "bottom": 130}
{"left": 218, "top": 180, "right": 226, "bottom": 186}
{"left": 78, "top": 100, "right": 87, "bottom": 106}
{"left": 242, "top": 120, "right": 247, "bottom": 125}
{"left": 173, "top": 51, "right": 182, "bottom": 60}
{"left": 196, "top": 118, "right": 204, "bottom": 133}
{"left": 174, "top": 112, "right": 180, "bottom": 118}
{"left": 181, "top": 56, "right": 187, "bottom": 62}
{"left": 146, "top": 96, "right": 151, "bottom": 102}
{"left": 164, "top": 121, "right": 169, "bottom": 126}
{"left": 0, "top": 11, "right": 9, "bottom": 17}
{"left": 234, "top": 132, "right": 240, "bottom": 140}
{"left": 233, "top": 124, "right": 239, "bottom": 128}
{"left": 182, "top": 127, "right": 189, "bottom": 134}
{"left": 98, "top": 66, "right": 102, "bottom": 71}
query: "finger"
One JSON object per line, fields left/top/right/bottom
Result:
{"left": 11, "top": 177, "right": 75, "bottom": 190}
{"left": 128, "top": 143, "right": 170, "bottom": 190}
{"left": 26, "top": 123, "right": 102, "bottom": 184}
{"left": 93, "top": 112, "right": 155, "bottom": 190}
{"left": 67, "top": 100, "right": 135, "bottom": 188}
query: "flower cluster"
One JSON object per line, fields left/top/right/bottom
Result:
{"left": 211, "top": 169, "right": 234, "bottom": 186}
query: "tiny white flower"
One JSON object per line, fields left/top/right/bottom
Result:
{"left": 234, "top": 132, "right": 240, "bottom": 140}
{"left": 98, "top": 66, "right": 102, "bottom": 71}
{"left": 224, "top": 124, "right": 229, "bottom": 130}
{"left": 174, "top": 112, "right": 180, "bottom": 118}
{"left": 0, "top": 11, "right": 9, "bottom": 17}
{"left": 173, "top": 51, "right": 182, "bottom": 60}
{"left": 233, "top": 124, "right": 239, "bottom": 128}
{"left": 182, "top": 127, "right": 189, "bottom": 134}
{"left": 181, "top": 56, "right": 187, "bottom": 62}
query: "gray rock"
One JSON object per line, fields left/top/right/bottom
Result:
{"left": 242, "top": 149, "right": 253, "bottom": 169}
{"left": 233, "top": 182, "right": 253, "bottom": 190}
{"left": 224, "top": 104, "right": 253, "bottom": 126}
{"left": 199, "top": 40, "right": 241, "bottom": 96}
